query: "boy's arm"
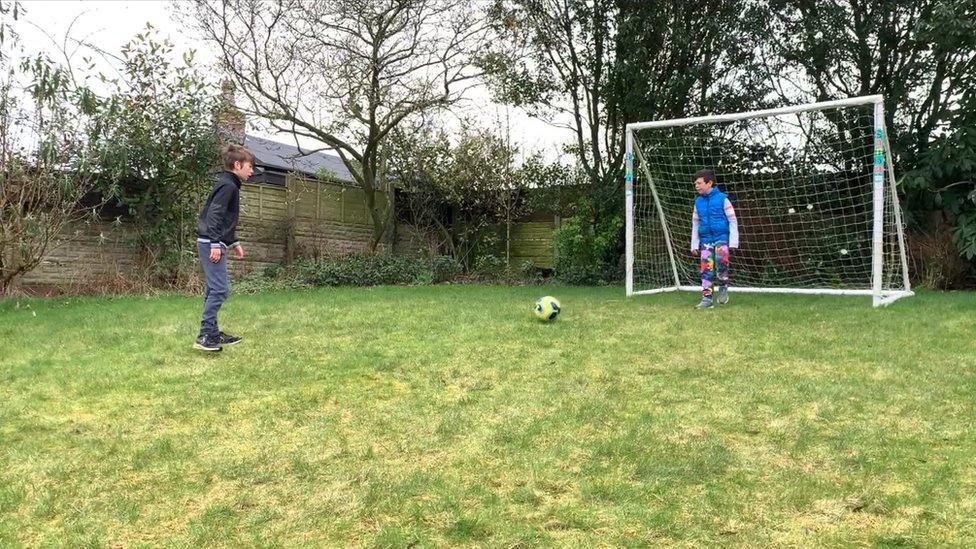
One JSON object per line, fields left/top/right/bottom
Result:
{"left": 691, "top": 206, "right": 700, "bottom": 251}
{"left": 227, "top": 188, "right": 244, "bottom": 259}
{"left": 724, "top": 199, "right": 739, "bottom": 248}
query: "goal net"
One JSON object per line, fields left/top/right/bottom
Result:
{"left": 625, "top": 95, "right": 912, "bottom": 307}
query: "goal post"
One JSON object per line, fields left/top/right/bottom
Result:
{"left": 624, "top": 95, "right": 913, "bottom": 307}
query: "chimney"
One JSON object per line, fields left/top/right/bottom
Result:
{"left": 216, "top": 79, "right": 246, "bottom": 145}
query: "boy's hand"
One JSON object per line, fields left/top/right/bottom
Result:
{"left": 233, "top": 245, "right": 245, "bottom": 260}
{"left": 209, "top": 248, "right": 222, "bottom": 263}
{"left": 691, "top": 249, "right": 700, "bottom": 258}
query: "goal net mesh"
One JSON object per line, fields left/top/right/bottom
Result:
{"left": 630, "top": 102, "right": 907, "bottom": 295}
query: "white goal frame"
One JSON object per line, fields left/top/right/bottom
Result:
{"left": 624, "top": 95, "right": 913, "bottom": 307}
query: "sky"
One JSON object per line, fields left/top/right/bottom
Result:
{"left": 10, "top": 0, "right": 572, "bottom": 161}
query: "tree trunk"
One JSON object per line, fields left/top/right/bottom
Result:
{"left": 506, "top": 209, "right": 511, "bottom": 268}
{"left": 386, "top": 186, "right": 396, "bottom": 251}
{"left": 0, "top": 243, "right": 23, "bottom": 297}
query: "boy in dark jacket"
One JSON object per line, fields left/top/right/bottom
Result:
{"left": 194, "top": 145, "right": 256, "bottom": 351}
{"left": 690, "top": 169, "right": 739, "bottom": 309}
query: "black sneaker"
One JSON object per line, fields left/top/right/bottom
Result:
{"left": 218, "top": 331, "right": 243, "bottom": 346}
{"left": 194, "top": 334, "right": 223, "bottom": 352}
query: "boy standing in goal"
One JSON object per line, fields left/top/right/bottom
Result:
{"left": 691, "top": 169, "right": 739, "bottom": 309}
{"left": 193, "top": 145, "right": 255, "bottom": 352}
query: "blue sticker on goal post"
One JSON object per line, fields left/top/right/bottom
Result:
{"left": 875, "top": 129, "right": 884, "bottom": 140}
{"left": 625, "top": 151, "right": 634, "bottom": 195}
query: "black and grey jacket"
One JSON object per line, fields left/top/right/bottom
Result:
{"left": 196, "top": 171, "right": 242, "bottom": 250}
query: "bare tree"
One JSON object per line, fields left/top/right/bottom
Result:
{"left": 390, "top": 122, "right": 519, "bottom": 268}
{"left": 186, "top": 0, "right": 486, "bottom": 251}
{"left": 764, "top": 0, "right": 976, "bottom": 165}
{"left": 0, "top": 57, "right": 99, "bottom": 295}
{"left": 482, "top": 0, "right": 620, "bottom": 220}
{"left": 483, "top": 0, "right": 759, "bottom": 221}
{"left": 0, "top": 1, "right": 22, "bottom": 64}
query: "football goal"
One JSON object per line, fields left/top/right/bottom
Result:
{"left": 625, "top": 95, "right": 912, "bottom": 307}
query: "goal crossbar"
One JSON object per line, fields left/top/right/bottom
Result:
{"left": 627, "top": 95, "right": 884, "bottom": 131}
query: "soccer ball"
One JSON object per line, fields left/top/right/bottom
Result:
{"left": 534, "top": 296, "right": 561, "bottom": 322}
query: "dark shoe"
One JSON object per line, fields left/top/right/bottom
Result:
{"left": 717, "top": 286, "right": 729, "bottom": 305}
{"left": 218, "top": 331, "right": 243, "bottom": 346}
{"left": 194, "top": 334, "right": 223, "bottom": 352}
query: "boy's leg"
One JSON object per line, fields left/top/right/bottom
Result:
{"left": 700, "top": 245, "right": 716, "bottom": 298}
{"left": 201, "top": 282, "right": 211, "bottom": 334}
{"left": 716, "top": 244, "right": 730, "bottom": 304}
{"left": 697, "top": 245, "right": 715, "bottom": 308}
{"left": 198, "top": 242, "right": 230, "bottom": 338}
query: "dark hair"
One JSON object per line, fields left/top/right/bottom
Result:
{"left": 222, "top": 144, "right": 257, "bottom": 170}
{"left": 693, "top": 169, "right": 716, "bottom": 184}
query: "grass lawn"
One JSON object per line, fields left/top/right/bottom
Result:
{"left": 1, "top": 286, "right": 974, "bottom": 546}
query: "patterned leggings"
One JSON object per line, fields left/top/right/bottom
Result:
{"left": 700, "top": 244, "right": 730, "bottom": 298}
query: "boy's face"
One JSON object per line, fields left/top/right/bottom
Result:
{"left": 694, "top": 177, "right": 714, "bottom": 195}
{"left": 232, "top": 160, "right": 254, "bottom": 182}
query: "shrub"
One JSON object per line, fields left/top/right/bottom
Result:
{"left": 472, "top": 254, "right": 506, "bottom": 280}
{"left": 553, "top": 209, "right": 623, "bottom": 285}
{"left": 907, "top": 226, "right": 974, "bottom": 290}
{"left": 431, "top": 255, "right": 461, "bottom": 283}
{"left": 294, "top": 254, "right": 460, "bottom": 287}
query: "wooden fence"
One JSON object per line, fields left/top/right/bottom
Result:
{"left": 20, "top": 175, "right": 558, "bottom": 289}
{"left": 506, "top": 217, "right": 560, "bottom": 269}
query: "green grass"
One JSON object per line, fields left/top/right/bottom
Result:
{"left": 1, "top": 286, "right": 974, "bottom": 547}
